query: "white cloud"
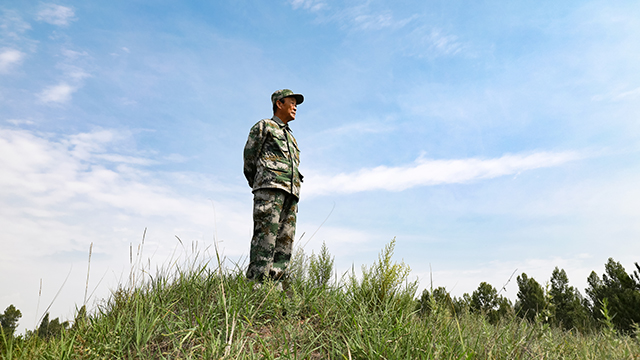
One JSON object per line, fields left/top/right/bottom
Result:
{"left": 68, "top": 69, "right": 90, "bottom": 81}
{"left": 0, "top": 9, "right": 32, "bottom": 38}
{"left": 0, "top": 127, "right": 254, "bottom": 333}
{"left": 336, "top": 6, "right": 415, "bottom": 31}
{"left": 0, "top": 127, "right": 250, "bottom": 249}
{"left": 592, "top": 87, "right": 640, "bottom": 102}
{"left": 61, "top": 49, "right": 89, "bottom": 60}
{"left": 352, "top": 11, "right": 395, "bottom": 30}
{"left": 296, "top": 225, "right": 372, "bottom": 252}
{"left": 36, "top": 4, "right": 76, "bottom": 26}
{"left": 291, "top": 1, "right": 415, "bottom": 31}
{"left": 613, "top": 87, "right": 640, "bottom": 101}
{"left": 38, "top": 82, "right": 77, "bottom": 103}
{"left": 6, "top": 119, "right": 35, "bottom": 126}
{"left": 288, "top": 2, "right": 462, "bottom": 57}
{"left": 37, "top": 63, "right": 91, "bottom": 104}
{"left": 320, "top": 121, "right": 394, "bottom": 137}
{"left": 401, "top": 26, "right": 465, "bottom": 58}
{"left": 0, "top": 48, "right": 25, "bottom": 73}
{"left": 94, "top": 154, "right": 157, "bottom": 166}
{"left": 37, "top": 54, "right": 92, "bottom": 104}
{"left": 424, "top": 28, "right": 464, "bottom": 56}
{"left": 290, "top": 0, "right": 327, "bottom": 12}
{"left": 304, "top": 151, "right": 583, "bottom": 197}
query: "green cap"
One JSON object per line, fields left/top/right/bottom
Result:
{"left": 271, "top": 89, "right": 304, "bottom": 105}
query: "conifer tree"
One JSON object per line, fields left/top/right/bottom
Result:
{"left": 0, "top": 304, "right": 22, "bottom": 338}
{"left": 471, "top": 282, "right": 512, "bottom": 324}
{"left": 515, "top": 273, "right": 546, "bottom": 322}
{"left": 549, "top": 267, "right": 589, "bottom": 331}
{"left": 586, "top": 258, "right": 640, "bottom": 333}
{"left": 36, "top": 313, "right": 69, "bottom": 339}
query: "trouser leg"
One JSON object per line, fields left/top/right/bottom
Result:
{"left": 246, "top": 189, "right": 285, "bottom": 282}
{"left": 271, "top": 194, "right": 298, "bottom": 280}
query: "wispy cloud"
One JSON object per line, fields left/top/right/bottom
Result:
{"left": 304, "top": 151, "right": 583, "bottom": 197}
{"left": 36, "top": 4, "right": 76, "bottom": 26}
{"left": 61, "top": 48, "right": 89, "bottom": 60}
{"left": 0, "top": 127, "right": 248, "bottom": 242}
{"left": 288, "top": 2, "right": 463, "bottom": 57}
{"left": 0, "top": 127, "right": 251, "bottom": 333}
{"left": 408, "top": 27, "right": 464, "bottom": 57}
{"left": 6, "top": 119, "right": 35, "bottom": 126}
{"left": 348, "top": 10, "right": 413, "bottom": 31}
{"left": 0, "top": 9, "right": 32, "bottom": 38}
{"left": 38, "top": 65, "right": 90, "bottom": 103}
{"left": 333, "top": 5, "right": 416, "bottom": 31}
{"left": 591, "top": 87, "right": 640, "bottom": 102}
{"left": 290, "top": 0, "right": 327, "bottom": 12}
{"left": 320, "top": 121, "right": 394, "bottom": 137}
{"left": 289, "top": 0, "right": 415, "bottom": 31}
{"left": 0, "top": 48, "right": 24, "bottom": 73}
{"left": 38, "top": 82, "right": 77, "bottom": 103}
{"left": 613, "top": 87, "right": 640, "bottom": 100}
{"left": 0, "top": 126, "right": 250, "bottom": 279}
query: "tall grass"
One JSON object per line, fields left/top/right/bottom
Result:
{"left": 2, "top": 239, "right": 639, "bottom": 359}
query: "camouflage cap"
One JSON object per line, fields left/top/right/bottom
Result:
{"left": 271, "top": 89, "right": 304, "bottom": 105}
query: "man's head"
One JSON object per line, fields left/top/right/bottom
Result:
{"left": 271, "top": 89, "right": 303, "bottom": 123}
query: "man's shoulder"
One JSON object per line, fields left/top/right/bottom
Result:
{"left": 251, "top": 118, "right": 281, "bottom": 132}
{"left": 252, "top": 117, "right": 278, "bottom": 127}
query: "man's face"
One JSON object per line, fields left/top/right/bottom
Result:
{"left": 277, "top": 96, "right": 298, "bottom": 123}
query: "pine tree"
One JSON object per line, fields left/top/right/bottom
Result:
{"left": 548, "top": 267, "right": 589, "bottom": 331}
{"left": 515, "top": 273, "right": 546, "bottom": 322}
{"left": 36, "top": 313, "right": 69, "bottom": 339}
{"left": 0, "top": 304, "right": 22, "bottom": 338}
{"left": 586, "top": 258, "right": 640, "bottom": 333}
{"left": 470, "top": 282, "right": 512, "bottom": 324}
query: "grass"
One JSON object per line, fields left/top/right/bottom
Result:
{"left": 2, "top": 239, "right": 639, "bottom": 359}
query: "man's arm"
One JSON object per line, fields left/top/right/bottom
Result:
{"left": 243, "top": 121, "right": 268, "bottom": 188}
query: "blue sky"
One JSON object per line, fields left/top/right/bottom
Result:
{"left": 1, "top": 0, "right": 639, "bottom": 332}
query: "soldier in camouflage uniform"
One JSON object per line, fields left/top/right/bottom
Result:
{"left": 244, "top": 89, "right": 304, "bottom": 283}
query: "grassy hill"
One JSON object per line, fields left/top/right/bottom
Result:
{"left": 2, "top": 239, "right": 639, "bottom": 359}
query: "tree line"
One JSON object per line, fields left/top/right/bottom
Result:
{"left": 1, "top": 305, "right": 74, "bottom": 349}
{"left": 417, "top": 258, "right": 640, "bottom": 334}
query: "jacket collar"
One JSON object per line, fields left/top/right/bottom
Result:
{"left": 272, "top": 116, "right": 291, "bottom": 131}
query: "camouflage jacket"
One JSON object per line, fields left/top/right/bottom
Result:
{"left": 243, "top": 116, "right": 303, "bottom": 198}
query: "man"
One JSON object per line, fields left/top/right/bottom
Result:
{"left": 243, "top": 89, "right": 304, "bottom": 284}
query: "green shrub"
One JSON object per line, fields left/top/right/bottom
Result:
{"left": 348, "top": 238, "right": 418, "bottom": 313}
{"left": 308, "top": 241, "right": 334, "bottom": 288}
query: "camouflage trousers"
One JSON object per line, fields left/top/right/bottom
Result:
{"left": 246, "top": 189, "right": 298, "bottom": 282}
